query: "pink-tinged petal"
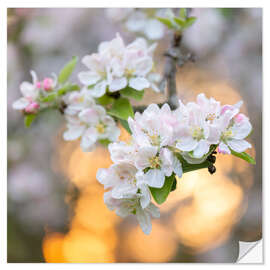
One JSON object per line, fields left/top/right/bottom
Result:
{"left": 12, "top": 98, "right": 29, "bottom": 110}
{"left": 78, "top": 71, "right": 101, "bottom": 86}
{"left": 89, "top": 80, "right": 107, "bottom": 97}
{"left": 136, "top": 207, "right": 152, "bottom": 235}
{"left": 193, "top": 140, "right": 210, "bottom": 158}
{"left": 232, "top": 120, "right": 252, "bottom": 140}
{"left": 196, "top": 93, "right": 208, "bottom": 108}
{"left": 109, "top": 77, "right": 128, "bottom": 92}
{"left": 129, "top": 77, "right": 150, "bottom": 91}
{"left": 217, "top": 142, "right": 231, "bottom": 154}
{"left": 173, "top": 155, "right": 183, "bottom": 178}
{"left": 63, "top": 125, "right": 85, "bottom": 141}
{"left": 79, "top": 108, "right": 99, "bottom": 124}
{"left": 176, "top": 136, "right": 198, "bottom": 152}
{"left": 139, "top": 184, "right": 151, "bottom": 209}
{"left": 145, "top": 169, "right": 165, "bottom": 188}
{"left": 227, "top": 139, "right": 251, "bottom": 153}
{"left": 82, "top": 54, "right": 102, "bottom": 70}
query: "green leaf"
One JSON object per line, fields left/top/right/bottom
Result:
{"left": 107, "top": 98, "right": 134, "bottom": 120}
{"left": 177, "top": 154, "right": 212, "bottom": 173}
{"left": 230, "top": 149, "right": 256, "bottom": 165}
{"left": 58, "top": 56, "right": 78, "bottom": 84}
{"left": 171, "top": 178, "right": 177, "bottom": 191}
{"left": 98, "top": 138, "right": 111, "bottom": 146}
{"left": 173, "top": 17, "right": 186, "bottom": 27}
{"left": 119, "top": 119, "right": 132, "bottom": 134}
{"left": 24, "top": 114, "right": 37, "bottom": 128}
{"left": 156, "top": 17, "right": 174, "bottom": 29}
{"left": 57, "top": 84, "right": 80, "bottom": 95}
{"left": 149, "top": 174, "right": 175, "bottom": 204}
{"left": 184, "top": 17, "right": 197, "bottom": 28}
{"left": 40, "top": 92, "right": 58, "bottom": 103}
{"left": 120, "top": 87, "right": 144, "bottom": 101}
{"left": 96, "top": 94, "right": 114, "bottom": 106}
{"left": 179, "top": 8, "right": 187, "bottom": 19}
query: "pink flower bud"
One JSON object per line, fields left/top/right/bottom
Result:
{"left": 25, "top": 102, "right": 40, "bottom": 113}
{"left": 43, "top": 78, "right": 54, "bottom": 91}
{"left": 36, "top": 81, "right": 42, "bottom": 89}
{"left": 234, "top": 113, "right": 245, "bottom": 123}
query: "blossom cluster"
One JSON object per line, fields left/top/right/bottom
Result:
{"left": 106, "top": 8, "right": 166, "bottom": 40}
{"left": 97, "top": 93, "right": 253, "bottom": 234}
{"left": 78, "top": 33, "right": 161, "bottom": 97}
{"left": 62, "top": 88, "right": 120, "bottom": 152}
{"left": 12, "top": 71, "right": 57, "bottom": 114}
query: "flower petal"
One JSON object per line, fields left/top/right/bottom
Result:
{"left": 78, "top": 71, "right": 101, "bottom": 86}
{"left": 89, "top": 80, "right": 107, "bottom": 97}
{"left": 193, "top": 140, "right": 210, "bottom": 158}
{"left": 80, "top": 128, "right": 98, "bottom": 151}
{"left": 227, "top": 139, "right": 252, "bottom": 153}
{"left": 63, "top": 125, "right": 85, "bottom": 141}
{"left": 109, "top": 77, "right": 128, "bottom": 92}
{"left": 176, "top": 136, "right": 198, "bottom": 152}
{"left": 12, "top": 98, "right": 29, "bottom": 110}
{"left": 136, "top": 207, "right": 152, "bottom": 235}
{"left": 145, "top": 169, "right": 165, "bottom": 188}
{"left": 129, "top": 77, "right": 150, "bottom": 91}
{"left": 217, "top": 142, "right": 231, "bottom": 154}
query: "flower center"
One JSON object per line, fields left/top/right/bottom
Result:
{"left": 206, "top": 113, "right": 216, "bottom": 122}
{"left": 191, "top": 126, "right": 204, "bottom": 140}
{"left": 149, "top": 156, "right": 161, "bottom": 169}
{"left": 149, "top": 134, "right": 160, "bottom": 146}
{"left": 221, "top": 128, "right": 233, "bottom": 140}
{"left": 96, "top": 123, "right": 106, "bottom": 134}
{"left": 125, "top": 68, "right": 135, "bottom": 77}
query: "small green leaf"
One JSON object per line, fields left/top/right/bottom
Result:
{"left": 96, "top": 94, "right": 114, "bottom": 106}
{"left": 40, "top": 92, "right": 58, "bottom": 103}
{"left": 120, "top": 87, "right": 144, "bottom": 101}
{"left": 230, "top": 149, "right": 256, "bottom": 165}
{"left": 24, "top": 114, "right": 37, "bottom": 128}
{"left": 177, "top": 154, "right": 212, "bottom": 173}
{"left": 156, "top": 17, "right": 174, "bottom": 29}
{"left": 150, "top": 174, "right": 175, "bottom": 204}
{"left": 99, "top": 138, "right": 111, "bottom": 146}
{"left": 173, "top": 17, "right": 186, "bottom": 27}
{"left": 119, "top": 119, "right": 132, "bottom": 134}
{"left": 171, "top": 178, "right": 177, "bottom": 192}
{"left": 179, "top": 8, "right": 187, "bottom": 19}
{"left": 57, "top": 84, "right": 80, "bottom": 95}
{"left": 58, "top": 56, "right": 78, "bottom": 84}
{"left": 184, "top": 17, "right": 197, "bottom": 28}
{"left": 107, "top": 98, "right": 134, "bottom": 120}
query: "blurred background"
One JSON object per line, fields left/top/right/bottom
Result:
{"left": 7, "top": 8, "right": 262, "bottom": 263}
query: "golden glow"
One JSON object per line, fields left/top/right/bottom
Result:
{"left": 122, "top": 221, "right": 178, "bottom": 262}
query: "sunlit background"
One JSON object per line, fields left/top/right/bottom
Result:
{"left": 7, "top": 8, "right": 262, "bottom": 263}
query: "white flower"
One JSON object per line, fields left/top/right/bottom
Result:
{"left": 217, "top": 110, "right": 252, "bottom": 154}
{"left": 63, "top": 104, "right": 120, "bottom": 151}
{"left": 63, "top": 88, "right": 95, "bottom": 116}
{"left": 105, "top": 8, "right": 134, "bottom": 22}
{"left": 134, "top": 146, "right": 182, "bottom": 188}
{"left": 12, "top": 70, "right": 40, "bottom": 113}
{"left": 104, "top": 190, "right": 160, "bottom": 235}
{"left": 128, "top": 103, "right": 175, "bottom": 148}
{"left": 78, "top": 33, "right": 157, "bottom": 96}
{"left": 174, "top": 100, "right": 220, "bottom": 158}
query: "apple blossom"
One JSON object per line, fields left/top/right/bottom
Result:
{"left": 63, "top": 103, "right": 120, "bottom": 151}
{"left": 78, "top": 33, "right": 160, "bottom": 97}
{"left": 104, "top": 190, "right": 160, "bottom": 235}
